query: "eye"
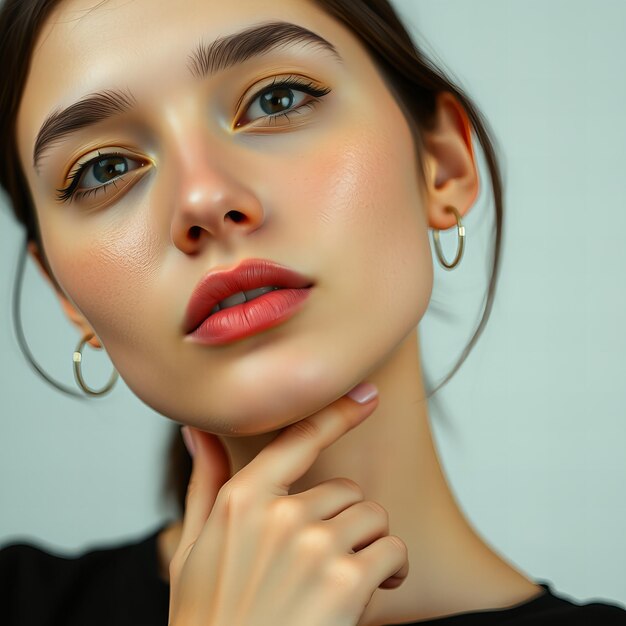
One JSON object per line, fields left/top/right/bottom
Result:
{"left": 82, "top": 154, "right": 131, "bottom": 186}
{"left": 56, "top": 151, "right": 149, "bottom": 204}
{"left": 235, "top": 75, "right": 331, "bottom": 128}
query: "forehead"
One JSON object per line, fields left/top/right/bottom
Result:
{"left": 17, "top": 0, "right": 360, "bottom": 164}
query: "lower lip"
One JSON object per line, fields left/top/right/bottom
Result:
{"left": 186, "top": 287, "right": 313, "bottom": 345}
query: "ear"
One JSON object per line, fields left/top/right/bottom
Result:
{"left": 421, "top": 92, "right": 479, "bottom": 230}
{"left": 27, "top": 241, "right": 102, "bottom": 349}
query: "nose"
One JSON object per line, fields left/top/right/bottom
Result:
{"left": 169, "top": 149, "right": 265, "bottom": 255}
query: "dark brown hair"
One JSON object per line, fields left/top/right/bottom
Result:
{"left": 0, "top": 0, "right": 503, "bottom": 517}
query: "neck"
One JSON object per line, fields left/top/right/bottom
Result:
{"left": 159, "top": 330, "right": 541, "bottom": 624}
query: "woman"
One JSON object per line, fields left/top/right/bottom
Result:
{"left": 1, "top": 0, "right": 624, "bottom": 624}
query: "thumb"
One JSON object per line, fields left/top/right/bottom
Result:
{"left": 177, "top": 426, "right": 231, "bottom": 556}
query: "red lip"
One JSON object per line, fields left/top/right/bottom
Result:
{"left": 184, "top": 258, "right": 315, "bottom": 335}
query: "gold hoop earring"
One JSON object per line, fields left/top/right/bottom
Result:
{"left": 431, "top": 205, "right": 465, "bottom": 270}
{"left": 72, "top": 333, "right": 119, "bottom": 397}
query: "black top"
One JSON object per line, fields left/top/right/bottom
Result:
{"left": 1, "top": 523, "right": 625, "bottom": 625}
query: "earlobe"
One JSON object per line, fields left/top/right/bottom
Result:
{"left": 422, "top": 92, "right": 479, "bottom": 231}
{"left": 26, "top": 241, "right": 102, "bottom": 349}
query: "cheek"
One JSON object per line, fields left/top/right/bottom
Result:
{"left": 300, "top": 112, "right": 433, "bottom": 327}
{"left": 40, "top": 205, "right": 161, "bottom": 345}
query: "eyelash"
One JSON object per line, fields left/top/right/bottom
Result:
{"left": 236, "top": 75, "right": 331, "bottom": 128}
{"left": 55, "top": 76, "right": 332, "bottom": 204}
{"left": 55, "top": 150, "right": 133, "bottom": 204}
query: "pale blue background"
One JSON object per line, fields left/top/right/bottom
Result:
{"left": 1, "top": 0, "right": 624, "bottom": 608}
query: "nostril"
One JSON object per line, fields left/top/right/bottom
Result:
{"left": 188, "top": 226, "right": 202, "bottom": 240}
{"left": 227, "top": 210, "right": 246, "bottom": 223}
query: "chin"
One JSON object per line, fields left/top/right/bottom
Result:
{"left": 206, "top": 390, "right": 334, "bottom": 437}
{"left": 144, "top": 366, "right": 347, "bottom": 436}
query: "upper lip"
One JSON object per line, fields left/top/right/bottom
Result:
{"left": 184, "top": 258, "right": 315, "bottom": 334}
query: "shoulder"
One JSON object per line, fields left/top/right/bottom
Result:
{"left": 543, "top": 599, "right": 626, "bottom": 623}
{"left": 0, "top": 525, "right": 170, "bottom": 626}
{"left": 405, "top": 582, "right": 626, "bottom": 625}
{"left": 507, "top": 581, "right": 626, "bottom": 625}
{"left": 0, "top": 533, "right": 143, "bottom": 584}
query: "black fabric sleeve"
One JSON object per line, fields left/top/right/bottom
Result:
{"left": 391, "top": 581, "right": 626, "bottom": 625}
{"left": 2, "top": 528, "right": 625, "bottom": 625}
{"left": 0, "top": 525, "right": 170, "bottom": 626}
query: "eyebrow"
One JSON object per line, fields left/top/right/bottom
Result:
{"left": 33, "top": 20, "right": 342, "bottom": 171}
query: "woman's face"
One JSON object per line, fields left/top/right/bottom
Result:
{"left": 16, "top": 0, "right": 434, "bottom": 434}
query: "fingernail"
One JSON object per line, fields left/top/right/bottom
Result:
{"left": 347, "top": 382, "right": 378, "bottom": 404}
{"left": 181, "top": 426, "right": 196, "bottom": 458}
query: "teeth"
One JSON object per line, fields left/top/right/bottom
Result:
{"left": 210, "top": 286, "right": 282, "bottom": 314}
{"left": 216, "top": 291, "right": 247, "bottom": 311}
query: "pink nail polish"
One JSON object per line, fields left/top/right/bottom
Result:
{"left": 181, "top": 426, "right": 196, "bottom": 458}
{"left": 347, "top": 382, "right": 378, "bottom": 404}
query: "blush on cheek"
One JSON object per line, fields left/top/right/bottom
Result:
{"left": 310, "top": 115, "right": 425, "bottom": 264}
{"left": 47, "top": 215, "right": 161, "bottom": 345}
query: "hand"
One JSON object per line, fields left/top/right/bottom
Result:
{"left": 168, "top": 384, "right": 409, "bottom": 626}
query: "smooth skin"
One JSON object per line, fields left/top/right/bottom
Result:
{"left": 17, "top": 0, "right": 543, "bottom": 624}
{"left": 169, "top": 390, "right": 410, "bottom": 626}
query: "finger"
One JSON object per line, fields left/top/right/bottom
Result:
{"left": 379, "top": 557, "right": 410, "bottom": 589}
{"left": 324, "top": 500, "right": 389, "bottom": 553}
{"left": 176, "top": 427, "right": 232, "bottom": 558}
{"left": 241, "top": 383, "right": 379, "bottom": 496}
{"left": 353, "top": 535, "right": 409, "bottom": 592}
{"left": 289, "top": 477, "right": 364, "bottom": 521}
